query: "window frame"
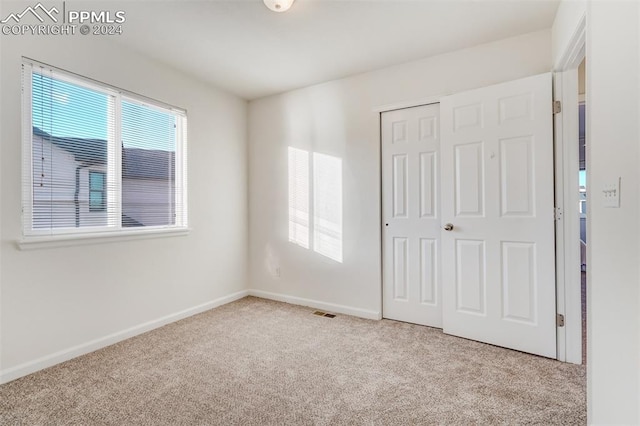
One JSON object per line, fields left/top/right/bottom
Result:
{"left": 21, "top": 58, "right": 189, "bottom": 246}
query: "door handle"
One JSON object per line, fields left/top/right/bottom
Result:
{"left": 443, "top": 223, "right": 454, "bottom": 231}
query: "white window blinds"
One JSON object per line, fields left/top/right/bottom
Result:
{"left": 22, "top": 60, "right": 188, "bottom": 238}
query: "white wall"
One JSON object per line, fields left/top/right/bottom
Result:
{"left": 586, "top": 1, "right": 640, "bottom": 423}
{"left": 0, "top": 35, "right": 248, "bottom": 382}
{"left": 551, "top": 0, "right": 586, "bottom": 68}
{"left": 248, "top": 30, "right": 551, "bottom": 317}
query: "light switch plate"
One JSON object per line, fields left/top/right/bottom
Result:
{"left": 603, "top": 177, "right": 621, "bottom": 208}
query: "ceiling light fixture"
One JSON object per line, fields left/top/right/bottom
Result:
{"left": 263, "top": 0, "right": 295, "bottom": 13}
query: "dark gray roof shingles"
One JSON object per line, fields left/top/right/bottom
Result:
{"left": 34, "top": 127, "right": 174, "bottom": 180}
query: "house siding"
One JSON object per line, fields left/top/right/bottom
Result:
{"left": 31, "top": 135, "right": 108, "bottom": 229}
{"left": 122, "top": 178, "right": 175, "bottom": 227}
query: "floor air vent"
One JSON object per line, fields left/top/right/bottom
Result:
{"left": 313, "top": 311, "right": 336, "bottom": 318}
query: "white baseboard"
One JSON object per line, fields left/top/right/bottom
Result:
{"left": 248, "top": 289, "right": 381, "bottom": 320}
{"left": 1, "top": 289, "right": 380, "bottom": 384}
{"left": 0, "top": 290, "right": 249, "bottom": 385}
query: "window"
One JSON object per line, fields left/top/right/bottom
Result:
{"left": 89, "top": 171, "right": 106, "bottom": 212}
{"left": 22, "top": 59, "right": 188, "bottom": 239}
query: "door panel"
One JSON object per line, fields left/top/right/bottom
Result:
{"left": 500, "top": 136, "right": 534, "bottom": 216}
{"left": 455, "top": 142, "right": 485, "bottom": 216}
{"left": 419, "top": 238, "right": 437, "bottom": 304}
{"left": 382, "top": 104, "right": 442, "bottom": 327}
{"left": 501, "top": 241, "right": 536, "bottom": 323}
{"left": 440, "top": 73, "right": 556, "bottom": 358}
{"left": 455, "top": 239, "right": 486, "bottom": 314}
{"left": 393, "top": 237, "right": 409, "bottom": 300}
{"left": 392, "top": 154, "right": 409, "bottom": 218}
{"left": 419, "top": 152, "right": 436, "bottom": 218}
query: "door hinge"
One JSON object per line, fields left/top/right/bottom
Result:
{"left": 554, "top": 207, "right": 563, "bottom": 221}
{"left": 557, "top": 313, "right": 565, "bottom": 327}
{"left": 553, "top": 100, "right": 562, "bottom": 114}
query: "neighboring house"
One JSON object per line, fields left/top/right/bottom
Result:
{"left": 122, "top": 147, "right": 176, "bottom": 227}
{"left": 32, "top": 127, "right": 175, "bottom": 229}
{"left": 579, "top": 104, "right": 586, "bottom": 271}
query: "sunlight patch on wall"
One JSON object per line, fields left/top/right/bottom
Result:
{"left": 288, "top": 147, "right": 343, "bottom": 263}
{"left": 288, "top": 147, "right": 310, "bottom": 249}
{"left": 313, "top": 153, "right": 343, "bottom": 263}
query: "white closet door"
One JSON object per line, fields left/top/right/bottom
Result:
{"left": 440, "top": 73, "right": 557, "bottom": 358}
{"left": 382, "top": 104, "right": 442, "bottom": 327}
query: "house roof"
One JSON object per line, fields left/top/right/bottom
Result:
{"left": 34, "top": 127, "right": 175, "bottom": 180}
{"left": 123, "top": 148, "right": 175, "bottom": 180}
{"left": 34, "top": 127, "right": 106, "bottom": 165}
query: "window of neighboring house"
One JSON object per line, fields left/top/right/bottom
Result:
{"left": 22, "top": 59, "right": 188, "bottom": 240}
{"left": 89, "top": 171, "right": 106, "bottom": 212}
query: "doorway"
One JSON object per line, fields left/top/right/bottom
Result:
{"left": 578, "top": 58, "right": 587, "bottom": 364}
{"left": 553, "top": 39, "right": 586, "bottom": 365}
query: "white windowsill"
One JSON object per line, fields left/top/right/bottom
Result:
{"left": 17, "top": 227, "right": 191, "bottom": 250}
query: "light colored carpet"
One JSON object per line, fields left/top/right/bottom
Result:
{"left": 0, "top": 296, "right": 586, "bottom": 425}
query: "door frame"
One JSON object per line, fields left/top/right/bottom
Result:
{"left": 553, "top": 13, "right": 586, "bottom": 365}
